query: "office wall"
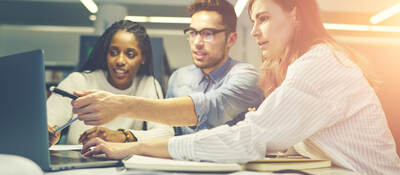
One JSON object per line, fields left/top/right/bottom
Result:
{"left": 348, "top": 42, "right": 400, "bottom": 154}
{"left": 0, "top": 25, "right": 192, "bottom": 70}
{"left": 0, "top": 25, "right": 85, "bottom": 65}
{"left": 149, "top": 34, "right": 192, "bottom": 70}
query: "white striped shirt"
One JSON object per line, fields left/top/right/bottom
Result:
{"left": 168, "top": 44, "right": 400, "bottom": 175}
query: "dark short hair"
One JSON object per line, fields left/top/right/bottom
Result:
{"left": 79, "top": 20, "right": 153, "bottom": 76}
{"left": 188, "top": 0, "right": 237, "bottom": 32}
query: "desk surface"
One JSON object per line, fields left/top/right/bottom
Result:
{"left": 45, "top": 166, "right": 360, "bottom": 175}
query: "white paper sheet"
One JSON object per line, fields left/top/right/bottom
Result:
{"left": 49, "top": 144, "right": 82, "bottom": 151}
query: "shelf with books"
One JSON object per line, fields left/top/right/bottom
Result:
{"left": 44, "top": 65, "right": 76, "bottom": 96}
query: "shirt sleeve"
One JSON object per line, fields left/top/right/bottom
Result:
{"left": 129, "top": 76, "right": 175, "bottom": 140}
{"left": 165, "top": 70, "right": 178, "bottom": 99}
{"left": 169, "top": 78, "right": 340, "bottom": 163}
{"left": 46, "top": 72, "right": 84, "bottom": 127}
{"left": 129, "top": 121, "right": 175, "bottom": 141}
{"left": 168, "top": 50, "right": 353, "bottom": 163}
{"left": 189, "top": 64, "right": 264, "bottom": 128}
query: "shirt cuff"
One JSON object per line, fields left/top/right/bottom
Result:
{"left": 189, "top": 93, "right": 208, "bottom": 126}
{"left": 168, "top": 134, "right": 196, "bottom": 161}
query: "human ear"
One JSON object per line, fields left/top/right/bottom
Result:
{"left": 227, "top": 32, "right": 237, "bottom": 48}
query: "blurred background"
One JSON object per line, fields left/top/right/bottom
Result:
{"left": 0, "top": 0, "right": 399, "bottom": 155}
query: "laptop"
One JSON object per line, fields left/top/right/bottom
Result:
{"left": 0, "top": 50, "right": 121, "bottom": 171}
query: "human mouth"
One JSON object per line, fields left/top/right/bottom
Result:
{"left": 193, "top": 50, "right": 207, "bottom": 61}
{"left": 113, "top": 68, "right": 128, "bottom": 78}
{"left": 257, "top": 41, "right": 269, "bottom": 49}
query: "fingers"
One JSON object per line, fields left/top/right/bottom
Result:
{"left": 83, "top": 144, "right": 105, "bottom": 157}
{"left": 248, "top": 107, "right": 256, "bottom": 112}
{"left": 77, "top": 112, "right": 108, "bottom": 126}
{"left": 76, "top": 112, "right": 101, "bottom": 123}
{"left": 81, "top": 137, "right": 104, "bottom": 154}
{"left": 48, "top": 125, "right": 61, "bottom": 147}
{"left": 79, "top": 127, "right": 98, "bottom": 144}
{"left": 53, "top": 125, "right": 61, "bottom": 138}
{"left": 83, "top": 119, "right": 106, "bottom": 126}
{"left": 73, "top": 100, "right": 98, "bottom": 115}
{"left": 48, "top": 125, "right": 54, "bottom": 132}
{"left": 72, "top": 91, "right": 98, "bottom": 109}
{"left": 79, "top": 127, "right": 107, "bottom": 144}
{"left": 73, "top": 90, "right": 97, "bottom": 97}
{"left": 48, "top": 125, "right": 59, "bottom": 137}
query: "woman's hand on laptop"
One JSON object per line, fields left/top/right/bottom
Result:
{"left": 81, "top": 137, "right": 137, "bottom": 159}
{"left": 78, "top": 127, "right": 128, "bottom": 145}
{"left": 72, "top": 90, "right": 125, "bottom": 126}
{"left": 48, "top": 125, "right": 61, "bottom": 147}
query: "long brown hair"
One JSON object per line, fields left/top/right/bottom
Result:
{"left": 248, "top": 0, "right": 377, "bottom": 96}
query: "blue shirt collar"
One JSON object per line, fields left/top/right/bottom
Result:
{"left": 191, "top": 57, "right": 233, "bottom": 85}
{"left": 208, "top": 57, "right": 232, "bottom": 82}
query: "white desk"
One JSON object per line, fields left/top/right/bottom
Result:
{"left": 0, "top": 154, "right": 359, "bottom": 175}
{"left": 45, "top": 166, "right": 360, "bottom": 175}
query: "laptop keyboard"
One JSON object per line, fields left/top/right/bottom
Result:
{"left": 50, "top": 150, "right": 109, "bottom": 164}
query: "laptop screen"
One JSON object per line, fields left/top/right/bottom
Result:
{"left": 0, "top": 50, "right": 51, "bottom": 170}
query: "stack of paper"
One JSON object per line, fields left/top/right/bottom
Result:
{"left": 123, "top": 155, "right": 331, "bottom": 173}
{"left": 123, "top": 155, "right": 242, "bottom": 172}
{"left": 244, "top": 157, "right": 331, "bottom": 171}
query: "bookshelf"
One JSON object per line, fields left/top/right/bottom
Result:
{"left": 45, "top": 65, "right": 75, "bottom": 96}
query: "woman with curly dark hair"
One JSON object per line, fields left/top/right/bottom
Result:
{"left": 47, "top": 20, "right": 174, "bottom": 146}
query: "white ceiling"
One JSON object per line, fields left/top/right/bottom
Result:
{"left": 317, "top": 0, "right": 400, "bottom": 13}
{"left": 3, "top": 0, "right": 400, "bottom": 27}
{"left": 17, "top": 0, "right": 400, "bottom": 13}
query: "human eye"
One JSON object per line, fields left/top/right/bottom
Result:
{"left": 109, "top": 47, "right": 119, "bottom": 56}
{"left": 188, "top": 30, "right": 198, "bottom": 37}
{"left": 202, "top": 30, "right": 214, "bottom": 40}
{"left": 258, "top": 15, "right": 270, "bottom": 23}
{"left": 126, "top": 49, "right": 137, "bottom": 59}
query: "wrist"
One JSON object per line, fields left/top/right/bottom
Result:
{"left": 118, "top": 128, "right": 137, "bottom": 142}
{"left": 119, "top": 95, "right": 137, "bottom": 117}
{"left": 134, "top": 141, "right": 146, "bottom": 156}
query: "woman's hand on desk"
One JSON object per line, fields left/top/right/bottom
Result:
{"left": 79, "top": 127, "right": 131, "bottom": 144}
{"left": 81, "top": 137, "right": 138, "bottom": 159}
{"left": 48, "top": 125, "right": 61, "bottom": 147}
{"left": 72, "top": 90, "right": 125, "bottom": 126}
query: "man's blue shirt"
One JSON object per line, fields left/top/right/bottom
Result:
{"left": 166, "top": 58, "right": 264, "bottom": 134}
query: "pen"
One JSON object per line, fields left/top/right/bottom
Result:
{"left": 49, "top": 86, "right": 79, "bottom": 133}
{"left": 49, "top": 86, "right": 78, "bottom": 100}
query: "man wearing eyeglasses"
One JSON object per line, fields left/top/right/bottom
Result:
{"left": 72, "top": 0, "right": 264, "bottom": 138}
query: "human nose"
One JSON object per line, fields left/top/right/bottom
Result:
{"left": 192, "top": 33, "right": 204, "bottom": 46}
{"left": 250, "top": 23, "right": 260, "bottom": 38}
{"left": 116, "top": 53, "right": 126, "bottom": 65}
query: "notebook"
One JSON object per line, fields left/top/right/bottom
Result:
{"left": 0, "top": 50, "right": 121, "bottom": 171}
{"left": 123, "top": 155, "right": 242, "bottom": 172}
{"left": 123, "top": 155, "right": 331, "bottom": 173}
{"left": 244, "top": 157, "right": 331, "bottom": 171}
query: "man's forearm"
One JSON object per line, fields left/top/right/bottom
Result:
{"left": 120, "top": 95, "right": 198, "bottom": 126}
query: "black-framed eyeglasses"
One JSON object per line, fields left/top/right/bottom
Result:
{"left": 183, "top": 28, "right": 228, "bottom": 42}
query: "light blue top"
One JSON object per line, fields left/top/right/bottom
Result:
{"left": 167, "top": 58, "right": 264, "bottom": 135}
